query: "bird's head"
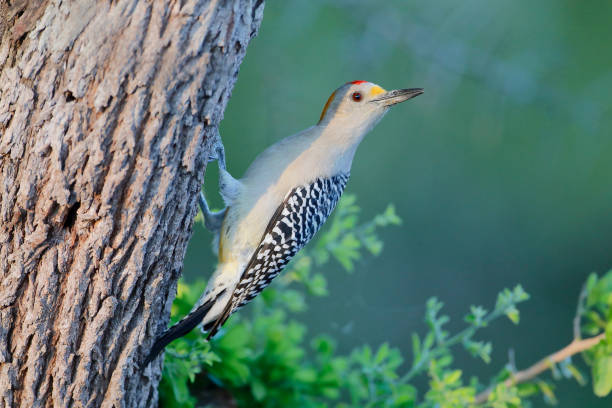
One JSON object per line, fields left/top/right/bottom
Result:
{"left": 318, "top": 81, "right": 423, "bottom": 131}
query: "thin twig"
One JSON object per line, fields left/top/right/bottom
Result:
{"left": 573, "top": 283, "right": 589, "bottom": 340}
{"left": 507, "top": 348, "right": 516, "bottom": 374}
{"left": 474, "top": 333, "right": 605, "bottom": 405}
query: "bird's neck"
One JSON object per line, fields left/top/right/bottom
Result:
{"left": 312, "top": 116, "right": 380, "bottom": 173}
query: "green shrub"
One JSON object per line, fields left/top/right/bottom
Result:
{"left": 160, "top": 195, "right": 612, "bottom": 407}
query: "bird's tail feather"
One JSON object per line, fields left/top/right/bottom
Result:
{"left": 142, "top": 296, "right": 216, "bottom": 368}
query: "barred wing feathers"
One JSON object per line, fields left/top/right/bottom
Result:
{"left": 205, "top": 173, "right": 350, "bottom": 337}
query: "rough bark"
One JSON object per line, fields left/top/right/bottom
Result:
{"left": 0, "top": 1, "right": 264, "bottom": 407}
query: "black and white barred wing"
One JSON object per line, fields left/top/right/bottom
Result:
{"left": 206, "top": 173, "right": 350, "bottom": 337}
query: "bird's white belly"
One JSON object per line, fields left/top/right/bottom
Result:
{"left": 224, "top": 185, "right": 285, "bottom": 264}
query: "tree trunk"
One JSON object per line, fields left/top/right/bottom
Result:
{"left": 0, "top": 1, "right": 263, "bottom": 406}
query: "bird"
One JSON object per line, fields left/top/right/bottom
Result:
{"left": 143, "top": 81, "right": 423, "bottom": 366}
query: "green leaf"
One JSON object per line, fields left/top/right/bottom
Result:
{"left": 585, "top": 273, "right": 599, "bottom": 295}
{"left": 464, "top": 340, "right": 492, "bottom": 364}
{"left": 587, "top": 271, "right": 612, "bottom": 307}
{"left": 332, "top": 233, "right": 361, "bottom": 271}
{"left": 308, "top": 273, "right": 328, "bottom": 296}
{"left": 465, "top": 305, "right": 488, "bottom": 327}
{"left": 565, "top": 362, "right": 586, "bottom": 385}
{"left": 362, "top": 234, "right": 383, "bottom": 256}
{"left": 505, "top": 306, "right": 520, "bottom": 325}
{"left": 251, "top": 378, "right": 267, "bottom": 401}
{"left": 374, "top": 204, "right": 402, "bottom": 226}
{"left": 423, "top": 332, "right": 435, "bottom": 350}
{"left": 512, "top": 284, "right": 530, "bottom": 302}
{"left": 312, "top": 335, "right": 336, "bottom": 357}
{"left": 279, "top": 289, "right": 307, "bottom": 312}
{"left": 412, "top": 334, "right": 421, "bottom": 360}
{"left": 294, "top": 368, "right": 318, "bottom": 383}
{"left": 593, "top": 355, "right": 612, "bottom": 397}
{"left": 375, "top": 342, "right": 390, "bottom": 364}
{"left": 537, "top": 380, "right": 557, "bottom": 404}
{"left": 444, "top": 370, "right": 462, "bottom": 385}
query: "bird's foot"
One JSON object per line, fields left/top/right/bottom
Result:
{"left": 207, "top": 144, "right": 226, "bottom": 171}
{"left": 198, "top": 191, "right": 225, "bottom": 232}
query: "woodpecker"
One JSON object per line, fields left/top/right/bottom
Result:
{"left": 144, "top": 81, "right": 423, "bottom": 366}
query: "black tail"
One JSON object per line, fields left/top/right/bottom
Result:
{"left": 142, "top": 298, "right": 215, "bottom": 369}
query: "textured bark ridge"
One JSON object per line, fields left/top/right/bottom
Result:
{"left": 0, "top": 1, "right": 264, "bottom": 406}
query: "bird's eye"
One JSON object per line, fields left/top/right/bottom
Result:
{"left": 351, "top": 92, "right": 362, "bottom": 102}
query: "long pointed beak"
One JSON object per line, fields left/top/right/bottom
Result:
{"left": 370, "top": 88, "right": 424, "bottom": 106}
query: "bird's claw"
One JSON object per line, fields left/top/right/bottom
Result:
{"left": 207, "top": 144, "right": 226, "bottom": 171}
{"left": 216, "top": 145, "right": 226, "bottom": 171}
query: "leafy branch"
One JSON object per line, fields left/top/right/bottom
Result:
{"left": 161, "top": 195, "right": 612, "bottom": 407}
{"left": 402, "top": 286, "right": 529, "bottom": 384}
{"left": 474, "top": 334, "right": 605, "bottom": 404}
{"left": 475, "top": 277, "right": 611, "bottom": 404}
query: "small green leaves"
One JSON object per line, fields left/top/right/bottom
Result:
{"left": 505, "top": 308, "right": 520, "bottom": 325}
{"left": 495, "top": 285, "right": 530, "bottom": 325}
{"left": 162, "top": 195, "right": 612, "bottom": 408}
{"left": 308, "top": 273, "right": 328, "bottom": 296}
{"left": 331, "top": 233, "right": 361, "bottom": 271}
{"left": 346, "top": 343, "right": 409, "bottom": 406}
{"left": 465, "top": 305, "right": 488, "bottom": 328}
{"left": 402, "top": 287, "right": 531, "bottom": 387}
{"left": 312, "top": 194, "right": 402, "bottom": 273}
{"left": 311, "top": 335, "right": 336, "bottom": 358}
{"left": 425, "top": 297, "right": 449, "bottom": 345}
{"left": 464, "top": 340, "right": 492, "bottom": 364}
{"left": 425, "top": 363, "right": 475, "bottom": 407}
{"left": 374, "top": 204, "right": 403, "bottom": 227}
{"left": 586, "top": 271, "right": 612, "bottom": 308}
{"left": 487, "top": 383, "right": 522, "bottom": 408}
{"left": 162, "top": 194, "right": 404, "bottom": 408}
{"left": 282, "top": 194, "right": 400, "bottom": 297}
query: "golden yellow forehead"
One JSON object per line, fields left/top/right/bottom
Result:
{"left": 369, "top": 85, "right": 386, "bottom": 96}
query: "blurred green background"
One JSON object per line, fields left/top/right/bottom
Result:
{"left": 185, "top": 1, "right": 612, "bottom": 406}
